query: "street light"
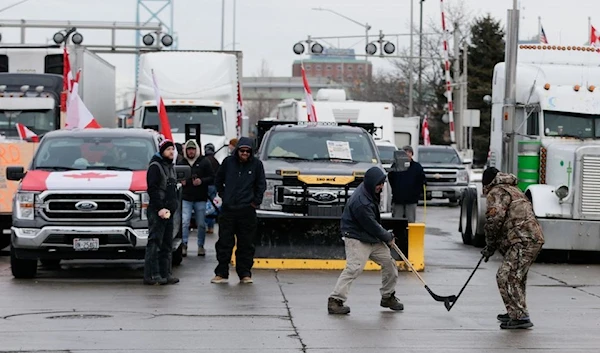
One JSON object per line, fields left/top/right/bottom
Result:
{"left": 292, "top": 37, "right": 324, "bottom": 55}
{"left": 366, "top": 31, "right": 396, "bottom": 57}
{"left": 71, "top": 32, "right": 84, "bottom": 45}
{"left": 141, "top": 32, "right": 173, "bottom": 48}
{"left": 52, "top": 27, "right": 77, "bottom": 44}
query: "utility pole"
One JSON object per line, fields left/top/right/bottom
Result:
{"left": 233, "top": 0, "right": 237, "bottom": 50}
{"left": 220, "top": 0, "right": 225, "bottom": 50}
{"left": 462, "top": 41, "right": 469, "bottom": 152}
{"left": 418, "top": 0, "right": 424, "bottom": 116}
{"left": 408, "top": 0, "right": 414, "bottom": 116}
{"left": 453, "top": 23, "right": 463, "bottom": 151}
{"left": 503, "top": 1, "right": 520, "bottom": 174}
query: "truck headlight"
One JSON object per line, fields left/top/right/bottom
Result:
{"left": 555, "top": 185, "right": 569, "bottom": 200}
{"left": 15, "top": 192, "right": 37, "bottom": 220}
{"left": 262, "top": 179, "right": 283, "bottom": 210}
{"left": 138, "top": 192, "right": 150, "bottom": 220}
{"left": 457, "top": 170, "right": 469, "bottom": 183}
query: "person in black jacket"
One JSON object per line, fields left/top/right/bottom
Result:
{"left": 212, "top": 136, "right": 266, "bottom": 284}
{"left": 177, "top": 139, "right": 214, "bottom": 257}
{"left": 203, "top": 143, "right": 221, "bottom": 234}
{"left": 388, "top": 145, "right": 426, "bottom": 223}
{"left": 328, "top": 167, "right": 403, "bottom": 314}
{"left": 144, "top": 139, "right": 180, "bottom": 285}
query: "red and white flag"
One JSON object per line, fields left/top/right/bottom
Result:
{"left": 591, "top": 25, "right": 600, "bottom": 47}
{"left": 63, "top": 46, "right": 74, "bottom": 93}
{"left": 15, "top": 123, "right": 39, "bottom": 142}
{"left": 151, "top": 69, "right": 177, "bottom": 163}
{"left": 301, "top": 63, "right": 318, "bottom": 122}
{"left": 65, "top": 70, "right": 102, "bottom": 130}
{"left": 422, "top": 115, "right": 431, "bottom": 146}
{"left": 236, "top": 81, "right": 243, "bottom": 138}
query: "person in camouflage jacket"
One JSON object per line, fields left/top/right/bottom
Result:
{"left": 481, "top": 167, "right": 545, "bottom": 330}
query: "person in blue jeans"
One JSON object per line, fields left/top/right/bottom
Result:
{"left": 204, "top": 143, "right": 221, "bottom": 234}
{"left": 177, "top": 139, "right": 214, "bottom": 256}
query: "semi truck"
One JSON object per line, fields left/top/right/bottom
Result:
{"left": 133, "top": 50, "right": 243, "bottom": 163}
{"left": 0, "top": 44, "right": 116, "bottom": 249}
{"left": 459, "top": 44, "right": 600, "bottom": 251}
{"left": 274, "top": 89, "right": 420, "bottom": 161}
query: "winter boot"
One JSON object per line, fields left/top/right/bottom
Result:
{"left": 182, "top": 244, "right": 188, "bottom": 257}
{"left": 143, "top": 276, "right": 167, "bottom": 285}
{"left": 198, "top": 246, "right": 206, "bottom": 256}
{"left": 500, "top": 318, "right": 534, "bottom": 329}
{"left": 165, "top": 276, "right": 180, "bottom": 285}
{"left": 380, "top": 292, "right": 404, "bottom": 311}
{"left": 328, "top": 297, "right": 350, "bottom": 315}
{"left": 497, "top": 313, "right": 510, "bottom": 323}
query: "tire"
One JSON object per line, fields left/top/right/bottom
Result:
{"left": 469, "top": 189, "right": 486, "bottom": 248}
{"left": 448, "top": 198, "right": 460, "bottom": 207}
{"left": 10, "top": 247, "right": 38, "bottom": 279}
{"left": 172, "top": 243, "right": 183, "bottom": 267}
{"left": 460, "top": 190, "right": 473, "bottom": 245}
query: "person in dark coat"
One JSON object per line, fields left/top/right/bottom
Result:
{"left": 212, "top": 137, "right": 266, "bottom": 284}
{"left": 388, "top": 145, "right": 426, "bottom": 223}
{"left": 144, "top": 139, "right": 180, "bottom": 285}
{"left": 328, "top": 167, "right": 404, "bottom": 314}
{"left": 204, "top": 143, "right": 221, "bottom": 234}
{"left": 177, "top": 139, "right": 214, "bottom": 257}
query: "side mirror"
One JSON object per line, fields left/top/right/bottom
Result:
{"left": 392, "top": 150, "right": 411, "bottom": 172}
{"left": 174, "top": 165, "right": 191, "bottom": 181}
{"left": 6, "top": 166, "right": 26, "bottom": 181}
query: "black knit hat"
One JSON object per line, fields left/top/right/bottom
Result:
{"left": 482, "top": 167, "right": 500, "bottom": 186}
{"left": 159, "top": 139, "right": 175, "bottom": 155}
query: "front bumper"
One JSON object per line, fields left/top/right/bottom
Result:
{"left": 538, "top": 218, "right": 600, "bottom": 251}
{"left": 425, "top": 184, "right": 468, "bottom": 200}
{"left": 12, "top": 226, "right": 149, "bottom": 250}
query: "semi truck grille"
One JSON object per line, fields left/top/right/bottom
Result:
{"left": 41, "top": 193, "right": 133, "bottom": 221}
{"left": 580, "top": 155, "right": 600, "bottom": 218}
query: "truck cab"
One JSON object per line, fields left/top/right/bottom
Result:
{"left": 418, "top": 145, "right": 469, "bottom": 205}
{"left": 6, "top": 128, "right": 190, "bottom": 278}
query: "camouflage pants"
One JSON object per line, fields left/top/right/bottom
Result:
{"left": 496, "top": 242, "right": 542, "bottom": 320}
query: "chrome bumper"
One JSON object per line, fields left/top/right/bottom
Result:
{"left": 11, "top": 226, "right": 149, "bottom": 249}
{"left": 426, "top": 185, "right": 468, "bottom": 199}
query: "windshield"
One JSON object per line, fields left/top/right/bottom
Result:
{"left": 264, "top": 130, "right": 378, "bottom": 163}
{"left": 544, "top": 110, "right": 600, "bottom": 138}
{"left": 33, "top": 136, "right": 156, "bottom": 171}
{"left": 418, "top": 149, "right": 460, "bottom": 164}
{"left": 143, "top": 106, "right": 225, "bottom": 136}
{"left": 377, "top": 145, "right": 397, "bottom": 163}
{"left": 0, "top": 109, "right": 56, "bottom": 138}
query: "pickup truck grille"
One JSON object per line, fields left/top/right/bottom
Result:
{"left": 41, "top": 193, "right": 133, "bottom": 221}
{"left": 580, "top": 155, "right": 600, "bottom": 218}
{"left": 424, "top": 169, "right": 458, "bottom": 184}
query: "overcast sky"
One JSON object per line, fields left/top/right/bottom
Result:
{"left": 1, "top": 0, "right": 598, "bottom": 103}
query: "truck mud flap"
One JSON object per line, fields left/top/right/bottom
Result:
{"left": 231, "top": 215, "right": 425, "bottom": 271}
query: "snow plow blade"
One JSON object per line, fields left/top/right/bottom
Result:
{"left": 232, "top": 214, "right": 425, "bottom": 271}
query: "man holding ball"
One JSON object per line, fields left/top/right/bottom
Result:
{"left": 144, "top": 139, "right": 180, "bottom": 285}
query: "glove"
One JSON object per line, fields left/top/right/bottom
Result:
{"left": 481, "top": 246, "right": 495, "bottom": 262}
{"left": 387, "top": 231, "right": 395, "bottom": 247}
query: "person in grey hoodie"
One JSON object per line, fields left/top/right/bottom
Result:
{"left": 328, "top": 166, "right": 404, "bottom": 314}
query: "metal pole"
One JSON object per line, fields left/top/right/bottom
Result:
{"left": 408, "top": 0, "right": 414, "bottom": 116}
{"left": 589, "top": 17, "right": 592, "bottom": 45}
{"left": 463, "top": 41, "right": 468, "bottom": 151}
{"left": 453, "top": 23, "right": 462, "bottom": 151}
{"left": 221, "top": 0, "right": 225, "bottom": 51}
{"left": 418, "top": 0, "right": 424, "bottom": 115}
{"left": 538, "top": 16, "right": 541, "bottom": 42}
{"left": 503, "top": 4, "right": 519, "bottom": 174}
{"left": 233, "top": 0, "right": 236, "bottom": 50}
{"left": 365, "top": 26, "right": 369, "bottom": 79}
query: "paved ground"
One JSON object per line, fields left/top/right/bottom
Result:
{"left": 0, "top": 202, "right": 598, "bottom": 352}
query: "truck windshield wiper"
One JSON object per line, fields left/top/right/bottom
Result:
{"left": 101, "top": 166, "right": 134, "bottom": 171}
{"left": 36, "top": 166, "right": 78, "bottom": 171}
{"left": 556, "top": 134, "right": 585, "bottom": 140}
{"left": 311, "top": 157, "right": 356, "bottom": 163}
{"left": 268, "top": 156, "right": 311, "bottom": 161}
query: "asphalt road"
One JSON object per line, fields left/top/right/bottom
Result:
{"left": 0, "top": 202, "right": 598, "bottom": 352}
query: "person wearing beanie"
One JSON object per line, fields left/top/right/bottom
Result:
{"left": 328, "top": 167, "right": 403, "bottom": 315}
{"left": 204, "top": 143, "right": 221, "bottom": 234}
{"left": 212, "top": 136, "right": 266, "bottom": 284}
{"left": 481, "top": 167, "right": 545, "bottom": 329}
{"left": 177, "top": 139, "right": 214, "bottom": 257}
{"left": 144, "top": 139, "right": 180, "bottom": 285}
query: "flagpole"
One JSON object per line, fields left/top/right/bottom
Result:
{"left": 589, "top": 17, "right": 592, "bottom": 45}
{"left": 538, "top": 16, "right": 541, "bottom": 43}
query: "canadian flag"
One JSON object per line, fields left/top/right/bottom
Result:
{"left": 65, "top": 70, "right": 101, "bottom": 129}
{"left": 422, "top": 115, "right": 431, "bottom": 146}
{"left": 151, "top": 69, "right": 177, "bottom": 163}
{"left": 301, "top": 63, "right": 318, "bottom": 122}
{"left": 591, "top": 25, "right": 600, "bottom": 47}
{"left": 15, "top": 123, "right": 39, "bottom": 142}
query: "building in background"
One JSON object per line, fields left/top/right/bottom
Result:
{"left": 292, "top": 48, "right": 372, "bottom": 84}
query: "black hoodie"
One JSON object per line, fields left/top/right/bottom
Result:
{"left": 340, "top": 166, "right": 392, "bottom": 244}
{"left": 147, "top": 153, "right": 179, "bottom": 213}
{"left": 177, "top": 140, "right": 215, "bottom": 202}
{"left": 215, "top": 136, "right": 267, "bottom": 210}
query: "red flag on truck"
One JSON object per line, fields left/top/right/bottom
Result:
{"left": 151, "top": 69, "right": 173, "bottom": 141}
{"left": 301, "top": 63, "right": 318, "bottom": 122}
{"left": 15, "top": 123, "right": 39, "bottom": 142}
{"left": 65, "top": 70, "right": 102, "bottom": 130}
{"left": 422, "top": 115, "right": 431, "bottom": 146}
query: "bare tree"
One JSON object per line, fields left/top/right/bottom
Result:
{"left": 245, "top": 59, "right": 278, "bottom": 125}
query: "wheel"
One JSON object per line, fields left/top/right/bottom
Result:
{"left": 470, "top": 189, "right": 486, "bottom": 248}
{"left": 10, "top": 247, "right": 38, "bottom": 279}
{"left": 448, "top": 198, "right": 460, "bottom": 207}
{"left": 40, "top": 259, "right": 61, "bottom": 269}
{"left": 172, "top": 243, "right": 183, "bottom": 267}
{"left": 460, "top": 189, "right": 473, "bottom": 245}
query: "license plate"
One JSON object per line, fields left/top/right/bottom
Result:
{"left": 73, "top": 238, "right": 99, "bottom": 251}
{"left": 431, "top": 191, "right": 443, "bottom": 198}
